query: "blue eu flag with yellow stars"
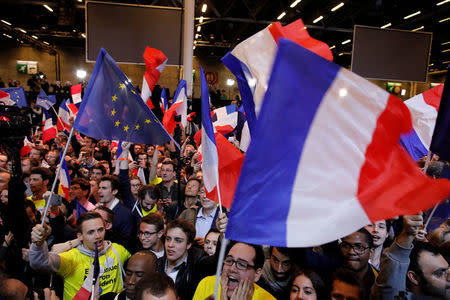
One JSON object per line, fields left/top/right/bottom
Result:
{"left": 0, "top": 87, "right": 28, "bottom": 107}
{"left": 73, "top": 48, "right": 173, "bottom": 145}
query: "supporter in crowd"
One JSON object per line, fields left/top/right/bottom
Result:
{"left": 289, "top": 269, "right": 326, "bottom": 300}
{"left": 364, "top": 220, "right": 390, "bottom": 270}
{"left": 138, "top": 213, "right": 165, "bottom": 258}
{"left": 135, "top": 272, "right": 178, "bottom": 300}
{"left": 204, "top": 228, "right": 220, "bottom": 256}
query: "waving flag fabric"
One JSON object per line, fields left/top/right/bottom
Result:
{"left": 160, "top": 88, "right": 168, "bottom": 113}
{"left": 226, "top": 39, "right": 450, "bottom": 247}
{"left": 0, "top": 90, "right": 14, "bottom": 105}
{"left": 0, "top": 87, "right": 28, "bottom": 107}
{"left": 36, "top": 90, "right": 56, "bottom": 110}
{"left": 73, "top": 48, "right": 173, "bottom": 146}
{"left": 66, "top": 98, "right": 79, "bottom": 116}
{"left": 222, "top": 18, "right": 332, "bottom": 135}
{"left": 162, "top": 80, "right": 187, "bottom": 134}
{"left": 71, "top": 84, "right": 82, "bottom": 104}
{"left": 141, "top": 47, "right": 168, "bottom": 109}
{"left": 400, "top": 84, "right": 444, "bottom": 161}
{"left": 21, "top": 136, "right": 34, "bottom": 157}
{"left": 57, "top": 99, "right": 72, "bottom": 132}
{"left": 42, "top": 109, "right": 57, "bottom": 143}
{"left": 430, "top": 68, "right": 450, "bottom": 162}
{"left": 58, "top": 154, "right": 70, "bottom": 201}
{"left": 212, "top": 104, "right": 238, "bottom": 134}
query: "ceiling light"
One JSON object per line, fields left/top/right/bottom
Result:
{"left": 1, "top": 20, "right": 11, "bottom": 26}
{"left": 331, "top": 2, "right": 344, "bottom": 12}
{"left": 443, "top": 60, "right": 450, "bottom": 64}
{"left": 195, "top": 33, "right": 200, "bottom": 39}
{"left": 339, "top": 53, "right": 344, "bottom": 56}
{"left": 442, "top": 41, "right": 450, "bottom": 45}
{"left": 81, "top": 33, "right": 86, "bottom": 38}
{"left": 313, "top": 16, "right": 324, "bottom": 23}
{"left": 429, "top": 63, "right": 434, "bottom": 66}
{"left": 226, "top": 79, "right": 235, "bottom": 86}
{"left": 201, "top": 4, "right": 207, "bottom": 13}
{"left": 437, "top": 0, "right": 450, "bottom": 5}
{"left": 412, "top": 26, "right": 424, "bottom": 31}
{"left": 199, "top": 16, "right": 204, "bottom": 23}
{"left": 18, "top": 28, "right": 26, "bottom": 33}
{"left": 443, "top": 49, "right": 450, "bottom": 53}
{"left": 43, "top": 41, "right": 49, "bottom": 45}
{"left": 42, "top": 26, "right": 46, "bottom": 30}
{"left": 277, "top": 12, "right": 286, "bottom": 20}
{"left": 193, "top": 46, "right": 196, "bottom": 50}
{"left": 43, "top": 4, "right": 53, "bottom": 12}
{"left": 197, "top": 26, "right": 201, "bottom": 32}
{"left": 341, "top": 39, "right": 351, "bottom": 45}
{"left": 330, "top": 45, "right": 336, "bottom": 49}
{"left": 404, "top": 11, "right": 421, "bottom": 20}
{"left": 77, "top": 0, "right": 82, "bottom": 2}
{"left": 439, "top": 17, "right": 450, "bottom": 23}
{"left": 290, "top": 0, "right": 302, "bottom": 8}
{"left": 32, "top": 35, "right": 38, "bottom": 39}
{"left": 73, "top": 29, "right": 76, "bottom": 32}
{"left": 2, "top": 33, "right": 12, "bottom": 39}
{"left": 381, "top": 23, "right": 391, "bottom": 29}
{"left": 76, "top": 70, "right": 87, "bottom": 79}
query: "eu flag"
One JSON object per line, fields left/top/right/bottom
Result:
{"left": 36, "top": 90, "right": 56, "bottom": 110}
{"left": 0, "top": 87, "right": 28, "bottom": 107}
{"left": 73, "top": 48, "right": 173, "bottom": 145}
{"left": 430, "top": 67, "right": 450, "bottom": 161}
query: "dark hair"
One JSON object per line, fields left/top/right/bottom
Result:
{"left": 95, "top": 206, "right": 115, "bottom": 224}
{"left": 30, "top": 167, "right": 53, "bottom": 183}
{"left": 138, "top": 184, "right": 161, "bottom": 201}
{"left": 330, "top": 268, "right": 360, "bottom": 295}
{"left": 355, "top": 227, "right": 374, "bottom": 249}
{"left": 291, "top": 269, "right": 326, "bottom": 300}
{"left": 409, "top": 241, "right": 442, "bottom": 281}
{"left": 135, "top": 272, "right": 177, "bottom": 300}
{"left": 269, "top": 246, "right": 294, "bottom": 261}
{"left": 226, "top": 241, "right": 265, "bottom": 270}
{"left": 138, "top": 153, "right": 148, "bottom": 160}
{"left": 71, "top": 177, "right": 90, "bottom": 194}
{"left": 140, "top": 213, "right": 165, "bottom": 232}
{"left": 92, "top": 163, "right": 106, "bottom": 175}
{"left": 186, "top": 177, "right": 202, "bottom": 188}
{"left": 161, "top": 160, "right": 175, "bottom": 171}
{"left": 100, "top": 175, "right": 121, "bottom": 194}
{"left": 166, "top": 219, "right": 195, "bottom": 244}
{"left": 79, "top": 146, "right": 93, "bottom": 156}
{"left": 206, "top": 228, "right": 220, "bottom": 238}
{"left": 30, "top": 145, "right": 44, "bottom": 158}
{"left": 129, "top": 175, "right": 142, "bottom": 183}
{"left": 76, "top": 211, "right": 104, "bottom": 232}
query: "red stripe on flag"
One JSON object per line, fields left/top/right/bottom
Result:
{"left": 358, "top": 95, "right": 450, "bottom": 222}
{"left": 422, "top": 84, "right": 443, "bottom": 112}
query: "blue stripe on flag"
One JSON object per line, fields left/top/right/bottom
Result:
{"left": 226, "top": 103, "right": 237, "bottom": 115}
{"left": 201, "top": 67, "right": 216, "bottom": 144}
{"left": 226, "top": 39, "right": 340, "bottom": 246}
{"left": 399, "top": 128, "right": 428, "bottom": 161}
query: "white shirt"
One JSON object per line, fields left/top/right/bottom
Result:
{"left": 165, "top": 254, "right": 188, "bottom": 283}
{"left": 195, "top": 207, "right": 217, "bottom": 238}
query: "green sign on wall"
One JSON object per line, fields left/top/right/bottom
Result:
{"left": 17, "top": 64, "right": 27, "bottom": 74}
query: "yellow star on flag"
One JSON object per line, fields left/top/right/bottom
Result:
{"left": 123, "top": 125, "right": 129, "bottom": 132}
{"left": 135, "top": 124, "right": 140, "bottom": 130}
{"left": 115, "top": 120, "right": 120, "bottom": 127}
{"left": 112, "top": 94, "right": 118, "bottom": 102}
{"left": 131, "top": 90, "right": 136, "bottom": 94}
{"left": 111, "top": 109, "right": 116, "bottom": 116}
{"left": 119, "top": 83, "right": 126, "bottom": 89}
{"left": 145, "top": 119, "right": 151, "bottom": 124}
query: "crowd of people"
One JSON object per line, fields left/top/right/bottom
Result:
{"left": 0, "top": 99, "right": 449, "bottom": 300}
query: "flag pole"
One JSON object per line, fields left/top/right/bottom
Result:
{"left": 49, "top": 105, "right": 66, "bottom": 131}
{"left": 213, "top": 237, "right": 228, "bottom": 299}
{"left": 40, "top": 125, "right": 75, "bottom": 226}
{"left": 422, "top": 150, "right": 439, "bottom": 230}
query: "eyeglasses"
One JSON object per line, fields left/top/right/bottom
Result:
{"left": 138, "top": 231, "right": 158, "bottom": 238}
{"left": 340, "top": 241, "right": 370, "bottom": 255}
{"left": 224, "top": 256, "right": 255, "bottom": 270}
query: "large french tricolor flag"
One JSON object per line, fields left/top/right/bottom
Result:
{"left": 226, "top": 39, "right": 450, "bottom": 247}
{"left": 141, "top": 47, "right": 167, "bottom": 109}
{"left": 162, "top": 80, "right": 187, "bottom": 134}
{"left": 212, "top": 104, "right": 238, "bottom": 134}
{"left": 42, "top": 110, "right": 57, "bottom": 144}
{"left": 200, "top": 67, "right": 220, "bottom": 197}
{"left": 400, "top": 84, "right": 444, "bottom": 161}
{"left": 222, "top": 18, "right": 332, "bottom": 135}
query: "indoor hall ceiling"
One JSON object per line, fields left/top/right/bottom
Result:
{"left": 0, "top": 0, "right": 449, "bottom": 71}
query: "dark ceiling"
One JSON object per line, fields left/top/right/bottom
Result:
{"left": 0, "top": 0, "right": 449, "bottom": 71}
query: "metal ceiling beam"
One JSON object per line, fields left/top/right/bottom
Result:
{"left": 196, "top": 17, "right": 274, "bottom": 25}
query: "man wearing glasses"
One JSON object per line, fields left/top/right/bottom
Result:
{"left": 138, "top": 213, "right": 165, "bottom": 258}
{"left": 339, "top": 228, "right": 376, "bottom": 300}
{"left": 193, "top": 241, "right": 276, "bottom": 300}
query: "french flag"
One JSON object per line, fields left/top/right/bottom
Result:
{"left": 66, "top": 98, "right": 79, "bottom": 116}
{"left": 200, "top": 67, "right": 220, "bottom": 201}
{"left": 57, "top": 99, "right": 72, "bottom": 132}
{"left": 141, "top": 47, "right": 168, "bottom": 109}
{"left": 226, "top": 39, "right": 450, "bottom": 247}
{"left": 58, "top": 154, "right": 70, "bottom": 201}
{"left": 42, "top": 110, "right": 57, "bottom": 144}
{"left": 162, "top": 80, "right": 187, "bottom": 134}
{"left": 212, "top": 104, "right": 238, "bottom": 134}
{"left": 222, "top": 18, "right": 333, "bottom": 135}
{"left": 400, "top": 84, "right": 444, "bottom": 161}
{"left": 71, "top": 84, "right": 82, "bottom": 104}
{"left": 20, "top": 136, "right": 34, "bottom": 157}
{"left": 160, "top": 88, "right": 168, "bottom": 113}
